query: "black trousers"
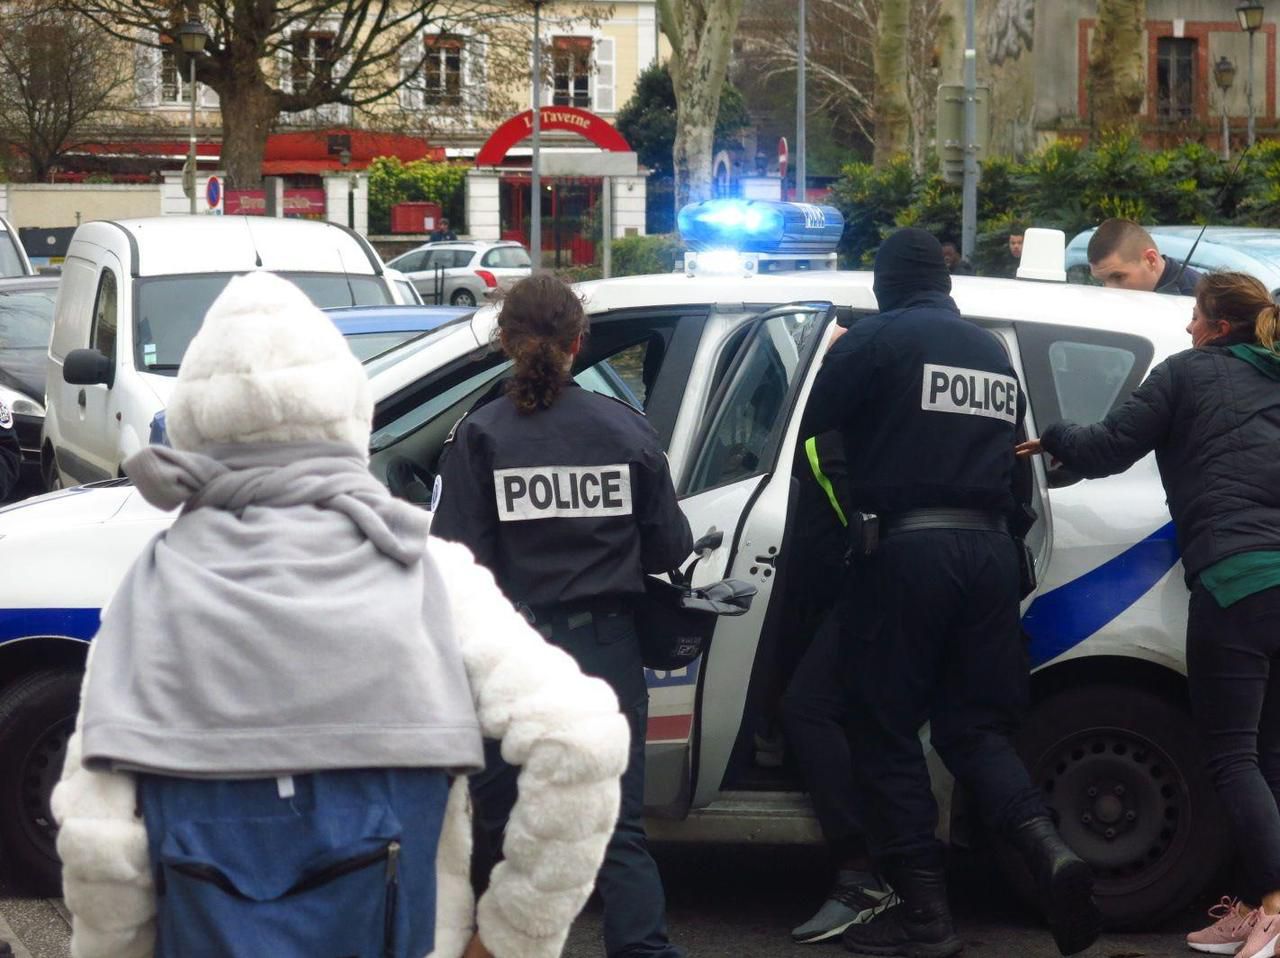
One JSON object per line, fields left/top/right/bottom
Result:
{"left": 469, "top": 609, "right": 683, "bottom": 958}
{"left": 1187, "top": 583, "right": 1280, "bottom": 898}
{"left": 841, "top": 529, "right": 1045, "bottom": 862}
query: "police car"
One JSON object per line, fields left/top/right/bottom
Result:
{"left": 0, "top": 203, "right": 1204, "bottom": 929}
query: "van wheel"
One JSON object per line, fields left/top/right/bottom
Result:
{"left": 0, "top": 670, "right": 81, "bottom": 895}
{"left": 451, "top": 288, "right": 476, "bottom": 307}
{"left": 1008, "top": 684, "right": 1227, "bottom": 930}
{"left": 41, "top": 450, "right": 61, "bottom": 491}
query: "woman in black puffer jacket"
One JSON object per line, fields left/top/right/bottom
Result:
{"left": 1018, "top": 272, "right": 1280, "bottom": 955}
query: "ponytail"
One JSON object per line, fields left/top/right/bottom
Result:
{"left": 495, "top": 273, "right": 588, "bottom": 414}
{"left": 1195, "top": 272, "right": 1280, "bottom": 353}
{"left": 1258, "top": 303, "right": 1280, "bottom": 352}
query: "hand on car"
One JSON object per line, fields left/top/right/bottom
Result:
{"left": 1015, "top": 438, "right": 1043, "bottom": 459}
{"left": 826, "top": 324, "right": 848, "bottom": 350}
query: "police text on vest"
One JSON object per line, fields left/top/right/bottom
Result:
{"left": 920, "top": 364, "right": 1018, "bottom": 424}
{"left": 493, "top": 464, "right": 633, "bottom": 521}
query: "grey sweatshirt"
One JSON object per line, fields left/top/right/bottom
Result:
{"left": 78, "top": 442, "right": 483, "bottom": 778}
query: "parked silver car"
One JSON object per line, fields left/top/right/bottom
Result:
{"left": 386, "top": 240, "right": 532, "bottom": 307}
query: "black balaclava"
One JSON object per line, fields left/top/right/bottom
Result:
{"left": 872, "top": 228, "right": 952, "bottom": 313}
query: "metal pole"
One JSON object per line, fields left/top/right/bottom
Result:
{"left": 530, "top": 0, "right": 542, "bottom": 268}
{"left": 1223, "top": 99, "right": 1231, "bottom": 161}
{"left": 601, "top": 176, "right": 612, "bottom": 278}
{"left": 188, "top": 55, "right": 198, "bottom": 215}
{"left": 961, "top": 0, "right": 977, "bottom": 260}
{"left": 1248, "top": 30, "right": 1257, "bottom": 147}
{"left": 796, "top": 0, "right": 806, "bottom": 202}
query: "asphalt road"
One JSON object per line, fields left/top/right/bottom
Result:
{"left": 2, "top": 844, "right": 1201, "bottom": 958}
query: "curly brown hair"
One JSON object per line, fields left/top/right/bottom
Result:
{"left": 497, "top": 273, "right": 588, "bottom": 413}
{"left": 1196, "top": 271, "right": 1280, "bottom": 352}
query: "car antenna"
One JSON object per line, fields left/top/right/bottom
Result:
{"left": 243, "top": 215, "right": 264, "bottom": 268}
{"left": 1157, "top": 144, "right": 1252, "bottom": 293}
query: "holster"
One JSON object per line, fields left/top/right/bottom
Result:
{"left": 1016, "top": 539, "right": 1038, "bottom": 598}
{"left": 846, "top": 511, "right": 880, "bottom": 561}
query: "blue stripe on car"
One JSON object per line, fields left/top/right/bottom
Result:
{"left": 1023, "top": 521, "right": 1180, "bottom": 667}
{"left": 0, "top": 608, "right": 99, "bottom": 643}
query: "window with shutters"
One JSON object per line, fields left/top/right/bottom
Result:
{"left": 424, "top": 34, "right": 464, "bottom": 105}
{"left": 552, "top": 36, "right": 592, "bottom": 108}
{"left": 160, "top": 46, "right": 193, "bottom": 104}
{"left": 1156, "top": 37, "right": 1197, "bottom": 121}
{"left": 291, "top": 31, "right": 335, "bottom": 90}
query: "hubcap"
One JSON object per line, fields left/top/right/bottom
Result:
{"left": 17, "top": 716, "right": 73, "bottom": 861}
{"left": 1034, "top": 727, "right": 1190, "bottom": 896}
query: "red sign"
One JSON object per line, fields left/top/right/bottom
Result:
{"left": 778, "top": 137, "right": 789, "bottom": 180}
{"left": 225, "top": 188, "right": 327, "bottom": 219}
{"left": 475, "top": 106, "right": 632, "bottom": 167}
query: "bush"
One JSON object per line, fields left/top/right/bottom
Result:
{"left": 610, "top": 233, "right": 683, "bottom": 276}
{"left": 367, "top": 157, "right": 467, "bottom": 234}
{"left": 829, "top": 135, "right": 1279, "bottom": 271}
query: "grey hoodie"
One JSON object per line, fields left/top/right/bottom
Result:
{"left": 78, "top": 442, "right": 483, "bottom": 778}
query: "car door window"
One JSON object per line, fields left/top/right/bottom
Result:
{"left": 396, "top": 251, "right": 426, "bottom": 272}
{"left": 1017, "top": 323, "right": 1153, "bottom": 429}
{"left": 686, "top": 308, "right": 827, "bottom": 496}
{"left": 90, "top": 268, "right": 118, "bottom": 366}
{"left": 481, "top": 247, "right": 532, "bottom": 269}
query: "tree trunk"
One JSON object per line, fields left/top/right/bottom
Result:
{"left": 218, "top": 82, "right": 276, "bottom": 190}
{"left": 661, "top": 0, "right": 745, "bottom": 211}
{"left": 1088, "top": 0, "right": 1146, "bottom": 134}
{"left": 873, "top": 0, "right": 910, "bottom": 167}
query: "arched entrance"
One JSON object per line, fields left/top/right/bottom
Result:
{"left": 470, "top": 106, "right": 644, "bottom": 268}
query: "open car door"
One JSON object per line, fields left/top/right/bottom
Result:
{"left": 644, "top": 303, "right": 835, "bottom": 817}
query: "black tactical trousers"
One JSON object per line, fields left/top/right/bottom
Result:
{"left": 841, "top": 528, "right": 1046, "bottom": 862}
{"left": 470, "top": 609, "right": 684, "bottom": 958}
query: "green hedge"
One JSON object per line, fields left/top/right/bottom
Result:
{"left": 367, "top": 157, "right": 467, "bottom": 235}
{"left": 831, "top": 136, "right": 1280, "bottom": 274}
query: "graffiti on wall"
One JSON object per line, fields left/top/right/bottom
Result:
{"left": 987, "top": 0, "right": 1034, "bottom": 65}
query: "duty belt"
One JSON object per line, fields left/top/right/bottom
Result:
{"left": 881, "top": 507, "right": 1009, "bottom": 537}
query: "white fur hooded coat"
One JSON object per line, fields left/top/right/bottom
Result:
{"left": 51, "top": 537, "right": 630, "bottom": 958}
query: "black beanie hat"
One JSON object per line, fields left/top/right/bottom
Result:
{"left": 873, "top": 228, "right": 952, "bottom": 313}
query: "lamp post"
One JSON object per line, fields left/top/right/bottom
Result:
{"left": 177, "top": 8, "right": 209, "bottom": 216}
{"left": 530, "top": 0, "right": 544, "bottom": 269}
{"left": 795, "top": 0, "right": 806, "bottom": 202}
{"left": 1214, "top": 55, "right": 1237, "bottom": 160}
{"left": 1237, "top": 1, "right": 1265, "bottom": 147}
{"left": 339, "top": 147, "right": 354, "bottom": 230}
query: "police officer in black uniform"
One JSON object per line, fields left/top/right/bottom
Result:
{"left": 431, "top": 273, "right": 693, "bottom": 958}
{"left": 804, "top": 230, "right": 1100, "bottom": 958}
{"left": 0, "top": 400, "right": 20, "bottom": 503}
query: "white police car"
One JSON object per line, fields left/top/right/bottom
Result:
{"left": 0, "top": 203, "right": 1205, "bottom": 929}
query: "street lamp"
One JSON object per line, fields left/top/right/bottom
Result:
{"left": 530, "top": 0, "right": 544, "bottom": 269}
{"left": 177, "top": 8, "right": 209, "bottom": 216}
{"left": 1237, "top": 1, "right": 1264, "bottom": 146}
{"left": 339, "top": 147, "right": 355, "bottom": 230}
{"left": 1214, "top": 55, "right": 1237, "bottom": 160}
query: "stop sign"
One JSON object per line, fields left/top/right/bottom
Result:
{"left": 778, "top": 137, "right": 789, "bottom": 180}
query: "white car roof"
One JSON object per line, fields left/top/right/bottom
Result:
{"left": 72, "top": 216, "right": 382, "bottom": 278}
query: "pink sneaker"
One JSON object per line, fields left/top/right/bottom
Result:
{"left": 1238, "top": 908, "right": 1280, "bottom": 958}
{"left": 1187, "top": 897, "right": 1258, "bottom": 954}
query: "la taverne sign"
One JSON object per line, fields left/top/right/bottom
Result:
{"left": 476, "top": 106, "right": 632, "bottom": 167}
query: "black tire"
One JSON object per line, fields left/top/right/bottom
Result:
{"left": 0, "top": 670, "right": 81, "bottom": 895}
{"left": 451, "top": 288, "right": 476, "bottom": 307}
{"left": 1009, "top": 684, "right": 1228, "bottom": 930}
{"left": 41, "top": 448, "right": 61, "bottom": 492}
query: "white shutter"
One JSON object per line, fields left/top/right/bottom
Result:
{"left": 134, "top": 43, "right": 161, "bottom": 107}
{"left": 199, "top": 82, "right": 220, "bottom": 110}
{"left": 593, "top": 36, "right": 615, "bottom": 113}
{"left": 277, "top": 42, "right": 294, "bottom": 94}
{"left": 463, "top": 34, "right": 485, "bottom": 112}
{"left": 400, "top": 43, "right": 425, "bottom": 110}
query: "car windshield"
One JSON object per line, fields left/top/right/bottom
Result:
{"left": 0, "top": 287, "right": 55, "bottom": 351}
{"left": 134, "top": 271, "right": 393, "bottom": 374}
{"left": 484, "top": 246, "right": 532, "bottom": 268}
{"left": 345, "top": 329, "right": 423, "bottom": 362}
{"left": 0, "top": 231, "right": 26, "bottom": 278}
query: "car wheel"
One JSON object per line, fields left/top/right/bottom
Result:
{"left": 451, "top": 288, "right": 476, "bottom": 307}
{"left": 1006, "top": 684, "right": 1227, "bottom": 930}
{"left": 0, "top": 670, "right": 81, "bottom": 895}
{"left": 41, "top": 449, "right": 61, "bottom": 491}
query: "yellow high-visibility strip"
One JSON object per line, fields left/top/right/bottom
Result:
{"left": 805, "top": 436, "right": 847, "bottom": 527}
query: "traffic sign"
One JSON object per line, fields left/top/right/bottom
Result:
{"left": 206, "top": 175, "right": 221, "bottom": 210}
{"left": 778, "top": 137, "right": 789, "bottom": 181}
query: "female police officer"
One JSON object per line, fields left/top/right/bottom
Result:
{"left": 431, "top": 273, "right": 693, "bottom": 958}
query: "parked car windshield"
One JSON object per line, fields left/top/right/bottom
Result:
{"left": 0, "top": 231, "right": 27, "bottom": 278}
{"left": 0, "top": 287, "right": 56, "bottom": 351}
{"left": 134, "top": 272, "right": 393, "bottom": 373}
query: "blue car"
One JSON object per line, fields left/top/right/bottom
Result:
{"left": 150, "top": 304, "right": 474, "bottom": 445}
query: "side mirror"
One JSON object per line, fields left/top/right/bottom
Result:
{"left": 63, "top": 348, "right": 114, "bottom": 388}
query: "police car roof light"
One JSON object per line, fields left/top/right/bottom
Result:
{"left": 1017, "top": 228, "right": 1067, "bottom": 283}
{"left": 677, "top": 200, "right": 844, "bottom": 255}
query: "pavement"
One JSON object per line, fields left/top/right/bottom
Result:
{"left": 2, "top": 843, "right": 1200, "bottom": 958}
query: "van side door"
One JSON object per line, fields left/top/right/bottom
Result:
{"left": 58, "top": 258, "right": 122, "bottom": 483}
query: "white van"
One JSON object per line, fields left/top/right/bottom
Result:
{"left": 42, "top": 216, "right": 400, "bottom": 488}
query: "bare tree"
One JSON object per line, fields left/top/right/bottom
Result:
{"left": 58, "top": 0, "right": 592, "bottom": 188}
{"left": 1088, "top": 0, "right": 1146, "bottom": 133}
{"left": 659, "top": 0, "right": 745, "bottom": 208}
{"left": 0, "top": 5, "right": 133, "bottom": 182}
{"left": 873, "top": 0, "right": 909, "bottom": 166}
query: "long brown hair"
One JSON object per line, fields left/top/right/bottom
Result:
{"left": 1196, "top": 272, "right": 1280, "bottom": 351}
{"left": 497, "top": 273, "right": 588, "bottom": 413}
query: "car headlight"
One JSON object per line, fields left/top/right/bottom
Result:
{"left": 0, "top": 382, "right": 43, "bottom": 418}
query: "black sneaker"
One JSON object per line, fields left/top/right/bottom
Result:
{"left": 791, "top": 876, "right": 899, "bottom": 944}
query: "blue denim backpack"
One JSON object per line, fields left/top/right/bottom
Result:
{"left": 138, "top": 768, "right": 449, "bottom": 958}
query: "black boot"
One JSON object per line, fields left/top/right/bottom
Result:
{"left": 842, "top": 855, "right": 963, "bottom": 957}
{"left": 1010, "top": 816, "right": 1101, "bottom": 956}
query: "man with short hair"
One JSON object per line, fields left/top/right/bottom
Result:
{"left": 1087, "top": 218, "right": 1202, "bottom": 295}
{"left": 1008, "top": 225, "right": 1025, "bottom": 262}
{"left": 940, "top": 240, "right": 974, "bottom": 276}
{"left": 430, "top": 217, "right": 457, "bottom": 241}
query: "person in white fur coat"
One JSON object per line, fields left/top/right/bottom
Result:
{"left": 50, "top": 271, "right": 630, "bottom": 958}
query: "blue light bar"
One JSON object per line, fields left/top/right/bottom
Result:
{"left": 677, "top": 200, "right": 844, "bottom": 254}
